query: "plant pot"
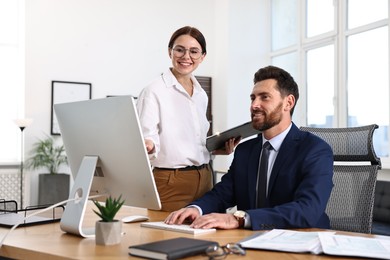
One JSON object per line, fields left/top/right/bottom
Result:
{"left": 38, "top": 173, "right": 70, "bottom": 205}
{"left": 95, "top": 220, "right": 122, "bottom": 245}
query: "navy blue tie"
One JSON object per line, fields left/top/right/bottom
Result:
{"left": 257, "top": 141, "right": 272, "bottom": 208}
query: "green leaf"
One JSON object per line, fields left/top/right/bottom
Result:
{"left": 24, "top": 135, "right": 68, "bottom": 174}
{"left": 92, "top": 195, "right": 125, "bottom": 222}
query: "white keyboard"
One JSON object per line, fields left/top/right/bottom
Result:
{"left": 141, "top": 221, "right": 216, "bottom": 235}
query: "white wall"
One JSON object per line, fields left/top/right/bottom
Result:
{"left": 23, "top": 0, "right": 268, "bottom": 205}
{"left": 211, "top": 0, "right": 269, "bottom": 169}
{"left": 21, "top": 0, "right": 390, "bottom": 206}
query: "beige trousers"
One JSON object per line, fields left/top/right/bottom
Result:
{"left": 153, "top": 165, "right": 213, "bottom": 212}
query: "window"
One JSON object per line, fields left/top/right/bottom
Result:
{"left": 271, "top": 0, "right": 298, "bottom": 50}
{"left": 307, "top": 44, "right": 334, "bottom": 127}
{"left": 270, "top": 0, "right": 389, "bottom": 160}
{"left": 0, "top": 0, "right": 24, "bottom": 164}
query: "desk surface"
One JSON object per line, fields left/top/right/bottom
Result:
{"left": 0, "top": 203, "right": 388, "bottom": 260}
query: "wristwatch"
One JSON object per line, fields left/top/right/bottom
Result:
{"left": 233, "top": 210, "right": 246, "bottom": 228}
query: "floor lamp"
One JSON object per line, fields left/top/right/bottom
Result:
{"left": 14, "top": 118, "right": 33, "bottom": 210}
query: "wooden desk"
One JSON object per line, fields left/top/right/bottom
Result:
{"left": 0, "top": 203, "right": 387, "bottom": 259}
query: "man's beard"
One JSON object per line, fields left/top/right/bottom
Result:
{"left": 251, "top": 102, "right": 283, "bottom": 131}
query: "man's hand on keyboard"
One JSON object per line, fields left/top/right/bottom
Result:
{"left": 164, "top": 207, "right": 200, "bottom": 226}
{"left": 189, "top": 213, "right": 239, "bottom": 230}
{"left": 165, "top": 207, "right": 239, "bottom": 230}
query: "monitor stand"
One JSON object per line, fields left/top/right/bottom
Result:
{"left": 60, "top": 156, "right": 100, "bottom": 238}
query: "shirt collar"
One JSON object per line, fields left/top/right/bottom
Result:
{"left": 162, "top": 68, "right": 202, "bottom": 95}
{"left": 263, "top": 123, "right": 292, "bottom": 152}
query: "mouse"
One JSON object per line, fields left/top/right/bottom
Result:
{"left": 121, "top": 215, "right": 150, "bottom": 223}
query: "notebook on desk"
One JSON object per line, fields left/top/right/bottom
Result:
{"left": 0, "top": 204, "right": 64, "bottom": 228}
{"left": 129, "top": 237, "right": 218, "bottom": 260}
{"left": 0, "top": 213, "right": 52, "bottom": 227}
{"left": 141, "top": 221, "right": 216, "bottom": 235}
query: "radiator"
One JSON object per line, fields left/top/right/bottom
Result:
{"left": 0, "top": 170, "right": 21, "bottom": 206}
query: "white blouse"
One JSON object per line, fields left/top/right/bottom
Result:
{"left": 136, "top": 68, "right": 211, "bottom": 168}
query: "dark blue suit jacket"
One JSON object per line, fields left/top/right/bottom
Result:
{"left": 193, "top": 123, "right": 334, "bottom": 230}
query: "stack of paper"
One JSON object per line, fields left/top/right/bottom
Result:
{"left": 319, "top": 232, "right": 390, "bottom": 259}
{"left": 239, "top": 229, "right": 390, "bottom": 259}
{"left": 240, "top": 229, "right": 325, "bottom": 255}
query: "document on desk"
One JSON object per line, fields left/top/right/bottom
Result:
{"left": 240, "top": 229, "right": 390, "bottom": 260}
{"left": 319, "top": 232, "right": 390, "bottom": 260}
{"left": 239, "top": 229, "right": 326, "bottom": 254}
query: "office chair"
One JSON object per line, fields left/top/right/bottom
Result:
{"left": 300, "top": 124, "right": 381, "bottom": 233}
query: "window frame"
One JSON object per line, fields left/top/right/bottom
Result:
{"left": 269, "top": 0, "right": 390, "bottom": 168}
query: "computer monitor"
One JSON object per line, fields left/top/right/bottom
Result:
{"left": 54, "top": 96, "right": 161, "bottom": 237}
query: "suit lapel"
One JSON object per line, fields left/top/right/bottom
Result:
{"left": 268, "top": 124, "right": 301, "bottom": 198}
{"left": 248, "top": 135, "right": 262, "bottom": 208}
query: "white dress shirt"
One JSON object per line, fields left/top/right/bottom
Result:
{"left": 136, "top": 68, "right": 211, "bottom": 168}
{"left": 193, "top": 124, "right": 293, "bottom": 226}
{"left": 242, "top": 123, "right": 292, "bottom": 228}
{"left": 263, "top": 123, "right": 292, "bottom": 195}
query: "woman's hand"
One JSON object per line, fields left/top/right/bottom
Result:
{"left": 144, "top": 139, "right": 155, "bottom": 154}
{"left": 212, "top": 137, "right": 241, "bottom": 155}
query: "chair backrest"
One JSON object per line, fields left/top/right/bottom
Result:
{"left": 300, "top": 124, "right": 381, "bottom": 233}
{"left": 373, "top": 180, "right": 390, "bottom": 223}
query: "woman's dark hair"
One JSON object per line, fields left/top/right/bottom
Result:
{"left": 253, "top": 66, "right": 299, "bottom": 115}
{"left": 168, "top": 26, "right": 207, "bottom": 54}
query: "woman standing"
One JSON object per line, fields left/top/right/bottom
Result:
{"left": 137, "top": 26, "right": 237, "bottom": 211}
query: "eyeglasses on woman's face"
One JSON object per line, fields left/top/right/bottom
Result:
{"left": 205, "top": 243, "right": 246, "bottom": 259}
{"left": 171, "top": 45, "right": 203, "bottom": 60}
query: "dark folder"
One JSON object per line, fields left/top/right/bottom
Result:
{"left": 128, "top": 237, "right": 218, "bottom": 260}
{"left": 206, "top": 121, "right": 260, "bottom": 151}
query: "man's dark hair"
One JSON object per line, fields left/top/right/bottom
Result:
{"left": 253, "top": 66, "right": 299, "bottom": 115}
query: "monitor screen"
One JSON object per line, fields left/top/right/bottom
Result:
{"left": 54, "top": 96, "right": 161, "bottom": 237}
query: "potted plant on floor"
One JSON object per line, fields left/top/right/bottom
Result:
{"left": 25, "top": 136, "right": 70, "bottom": 205}
{"left": 93, "top": 195, "right": 125, "bottom": 245}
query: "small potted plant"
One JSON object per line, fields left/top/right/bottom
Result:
{"left": 93, "top": 195, "right": 125, "bottom": 245}
{"left": 25, "top": 135, "right": 70, "bottom": 205}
